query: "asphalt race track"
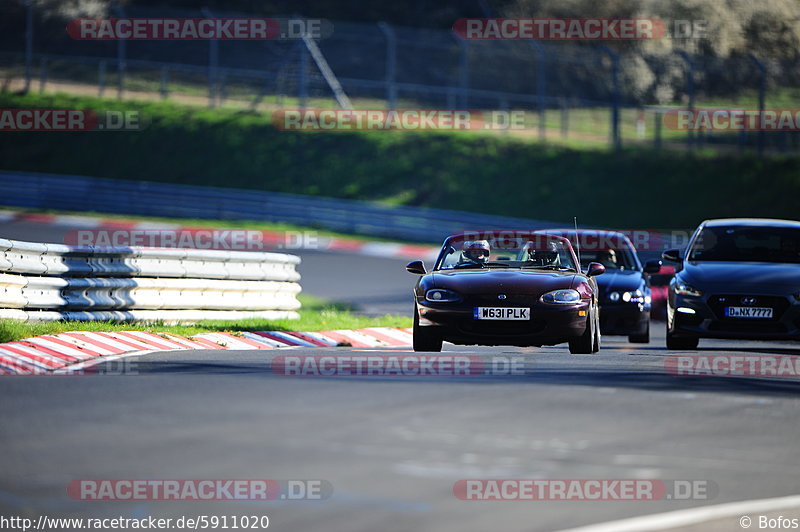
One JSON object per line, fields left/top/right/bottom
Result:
{"left": 1, "top": 219, "right": 800, "bottom": 531}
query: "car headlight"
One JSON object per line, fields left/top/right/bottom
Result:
{"left": 674, "top": 280, "right": 702, "bottom": 297}
{"left": 425, "top": 289, "right": 461, "bottom": 302}
{"left": 541, "top": 289, "right": 581, "bottom": 304}
{"left": 622, "top": 289, "right": 645, "bottom": 303}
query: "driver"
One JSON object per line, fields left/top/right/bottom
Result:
{"left": 460, "top": 240, "right": 491, "bottom": 265}
{"left": 596, "top": 249, "right": 618, "bottom": 269}
{"left": 523, "top": 240, "right": 561, "bottom": 267}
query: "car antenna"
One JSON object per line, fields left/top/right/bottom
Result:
{"left": 573, "top": 216, "right": 582, "bottom": 266}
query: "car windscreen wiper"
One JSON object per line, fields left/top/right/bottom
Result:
{"left": 452, "top": 261, "right": 516, "bottom": 269}
{"left": 452, "top": 262, "right": 487, "bottom": 269}
{"left": 521, "top": 264, "right": 576, "bottom": 271}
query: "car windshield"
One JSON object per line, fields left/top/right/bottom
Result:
{"left": 578, "top": 248, "right": 639, "bottom": 271}
{"left": 688, "top": 225, "right": 800, "bottom": 263}
{"left": 536, "top": 231, "right": 640, "bottom": 271}
{"left": 436, "top": 233, "right": 578, "bottom": 271}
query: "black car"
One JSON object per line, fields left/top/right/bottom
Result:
{"left": 537, "top": 230, "right": 661, "bottom": 343}
{"left": 662, "top": 218, "right": 800, "bottom": 349}
{"left": 406, "top": 231, "right": 605, "bottom": 354}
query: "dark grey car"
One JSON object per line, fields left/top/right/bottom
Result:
{"left": 662, "top": 218, "right": 800, "bottom": 349}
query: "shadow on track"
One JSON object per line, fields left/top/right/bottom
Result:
{"left": 121, "top": 358, "right": 800, "bottom": 398}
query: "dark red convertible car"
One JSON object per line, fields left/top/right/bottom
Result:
{"left": 406, "top": 231, "right": 605, "bottom": 354}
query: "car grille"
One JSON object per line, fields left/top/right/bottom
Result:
{"left": 708, "top": 321, "right": 788, "bottom": 334}
{"left": 467, "top": 294, "right": 541, "bottom": 306}
{"left": 707, "top": 294, "right": 789, "bottom": 321}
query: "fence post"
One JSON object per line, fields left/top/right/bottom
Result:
{"left": 527, "top": 42, "right": 547, "bottom": 141}
{"left": 599, "top": 46, "right": 621, "bottom": 150}
{"left": 24, "top": 0, "right": 33, "bottom": 93}
{"left": 457, "top": 39, "right": 469, "bottom": 108}
{"left": 202, "top": 8, "right": 219, "bottom": 108}
{"left": 654, "top": 110, "right": 662, "bottom": 149}
{"left": 675, "top": 51, "right": 695, "bottom": 149}
{"left": 750, "top": 54, "right": 767, "bottom": 157}
{"left": 38, "top": 58, "right": 47, "bottom": 93}
{"left": 98, "top": 60, "right": 106, "bottom": 97}
{"left": 111, "top": 2, "right": 126, "bottom": 99}
{"left": 377, "top": 22, "right": 397, "bottom": 110}
{"left": 299, "top": 40, "right": 308, "bottom": 110}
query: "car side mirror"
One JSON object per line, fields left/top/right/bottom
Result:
{"left": 644, "top": 259, "right": 662, "bottom": 274}
{"left": 586, "top": 262, "right": 605, "bottom": 277}
{"left": 406, "top": 260, "right": 426, "bottom": 275}
{"left": 662, "top": 249, "right": 682, "bottom": 263}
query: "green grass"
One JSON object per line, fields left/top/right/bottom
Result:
{"left": 1, "top": 91, "right": 799, "bottom": 229}
{"left": 0, "top": 295, "right": 411, "bottom": 344}
{"left": 8, "top": 65, "right": 799, "bottom": 151}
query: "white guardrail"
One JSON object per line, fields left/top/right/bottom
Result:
{"left": 0, "top": 238, "right": 302, "bottom": 322}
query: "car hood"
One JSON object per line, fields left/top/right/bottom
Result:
{"left": 682, "top": 261, "right": 800, "bottom": 291}
{"left": 431, "top": 269, "right": 578, "bottom": 296}
{"left": 594, "top": 269, "right": 643, "bottom": 293}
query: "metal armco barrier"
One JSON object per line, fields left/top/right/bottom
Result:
{"left": 0, "top": 238, "right": 302, "bottom": 322}
{"left": 0, "top": 238, "right": 301, "bottom": 280}
{"left": 0, "top": 171, "right": 559, "bottom": 243}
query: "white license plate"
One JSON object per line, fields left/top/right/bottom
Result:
{"left": 724, "top": 306, "right": 773, "bottom": 319}
{"left": 474, "top": 307, "right": 530, "bottom": 320}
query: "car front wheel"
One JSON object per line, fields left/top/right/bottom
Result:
{"left": 569, "top": 306, "right": 599, "bottom": 354}
{"left": 629, "top": 320, "right": 650, "bottom": 343}
{"left": 413, "top": 305, "right": 443, "bottom": 352}
{"left": 666, "top": 324, "right": 699, "bottom": 350}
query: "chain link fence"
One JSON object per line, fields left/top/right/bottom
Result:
{"left": 1, "top": 2, "right": 799, "bottom": 153}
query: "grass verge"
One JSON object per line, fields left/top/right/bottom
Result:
{"left": 0, "top": 295, "right": 411, "bottom": 344}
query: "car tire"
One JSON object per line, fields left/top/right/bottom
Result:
{"left": 629, "top": 320, "right": 650, "bottom": 343}
{"left": 591, "top": 309, "right": 601, "bottom": 353}
{"left": 569, "top": 307, "right": 598, "bottom": 355}
{"left": 413, "top": 305, "right": 442, "bottom": 352}
{"left": 666, "top": 326, "right": 699, "bottom": 350}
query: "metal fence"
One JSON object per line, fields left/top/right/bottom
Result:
{"left": 1, "top": 2, "right": 799, "bottom": 154}
{"left": 0, "top": 171, "right": 561, "bottom": 243}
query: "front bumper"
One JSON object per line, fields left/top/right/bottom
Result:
{"left": 669, "top": 292, "right": 800, "bottom": 341}
{"left": 417, "top": 299, "right": 590, "bottom": 347}
{"left": 599, "top": 302, "right": 649, "bottom": 335}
